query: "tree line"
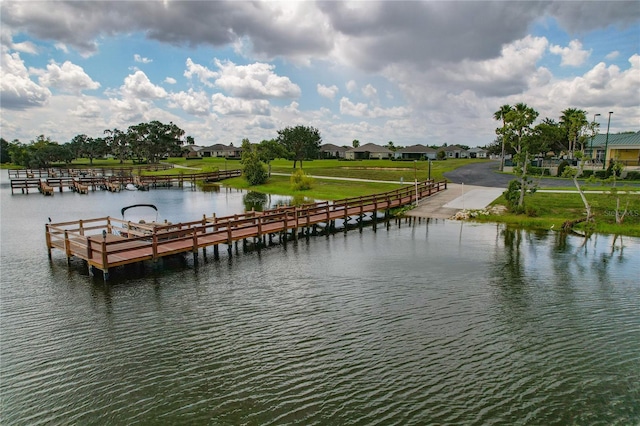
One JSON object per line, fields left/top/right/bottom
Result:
{"left": 491, "top": 104, "right": 601, "bottom": 211}
{"left": 1, "top": 120, "right": 189, "bottom": 169}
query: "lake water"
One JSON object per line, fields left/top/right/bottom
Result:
{"left": 1, "top": 176, "right": 639, "bottom": 424}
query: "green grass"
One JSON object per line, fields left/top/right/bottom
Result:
{"left": 473, "top": 191, "right": 640, "bottom": 237}
{"left": 220, "top": 175, "right": 403, "bottom": 200}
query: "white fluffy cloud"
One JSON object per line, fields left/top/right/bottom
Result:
{"left": 0, "top": 47, "right": 50, "bottom": 109}
{"left": 317, "top": 84, "right": 339, "bottom": 100}
{"left": 211, "top": 93, "right": 270, "bottom": 115}
{"left": 169, "top": 89, "right": 211, "bottom": 116}
{"left": 550, "top": 39, "right": 591, "bottom": 67}
{"left": 339, "top": 97, "right": 410, "bottom": 118}
{"left": 213, "top": 59, "right": 301, "bottom": 99}
{"left": 36, "top": 60, "right": 101, "bottom": 94}
{"left": 121, "top": 70, "right": 167, "bottom": 99}
{"left": 134, "top": 54, "right": 152, "bottom": 64}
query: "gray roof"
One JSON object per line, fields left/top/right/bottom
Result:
{"left": 439, "top": 145, "right": 468, "bottom": 152}
{"left": 347, "top": 143, "right": 392, "bottom": 153}
{"left": 397, "top": 144, "right": 437, "bottom": 154}
{"left": 320, "top": 143, "right": 347, "bottom": 152}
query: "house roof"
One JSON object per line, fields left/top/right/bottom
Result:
{"left": 397, "top": 144, "right": 437, "bottom": 154}
{"left": 346, "top": 143, "right": 392, "bottom": 153}
{"left": 200, "top": 144, "right": 240, "bottom": 152}
{"left": 320, "top": 143, "right": 347, "bottom": 152}
{"left": 439, "top": 145, "right": 468, "bottom": 152}
{"left": 591, "top": 131, "right": 640, "bottom": 147}
{"left": 467, "top": 147, "right": 487, "bottom": 153}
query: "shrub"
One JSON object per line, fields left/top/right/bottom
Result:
{"left": 290, "top": 168, "right": 314, "bottom": 191}
{"left": 503, "top": 179, "right": 524, "bottom": 213}
{"left": 528, "top": 166, "right": 550, "bottom": 176}
{"left": 626, "top": 171, "right": 640, "bottom": 181}
{"left": 557, "top": 160, "right": 570, "bottom": 177}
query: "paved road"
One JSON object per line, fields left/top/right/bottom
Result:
{"left": 444, "top": 160, "right": 576, "bottom": 188}
{"left": 444, "top": 161, "right": 640, "bottom": 188}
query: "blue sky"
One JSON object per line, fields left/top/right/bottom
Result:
{"left": 1, "top": 1, "right": 639, "bottom": 148}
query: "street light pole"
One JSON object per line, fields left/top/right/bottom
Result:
{"left": 602, "top": 111, "right": 613, "bottom": 170}
{"left": 590, "top": 113, "right": 600, "bottom": 168}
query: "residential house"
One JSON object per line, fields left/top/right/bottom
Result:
{"left": 345, "top": 143, "right": 393, "bottom": 160}
{"left": 439, "top": 145, "right": 469, "bottom": 159}
{"left": 199, "top": 144, "right": 243, "bottom": 158}
{"left": 467, "top": 147, "right": 488, "bottom": 159}
{"left": 320, "top": 143, "right": 347, "bottom": 159}
{"left": 182, "top": 145, "right": 203, "bottom": 158}
{"left": 394, "top": 144, "right": 437, "bottom": 160}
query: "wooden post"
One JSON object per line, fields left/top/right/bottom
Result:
{"left": 45, "top": 224, "right": 52, "bottom": 258}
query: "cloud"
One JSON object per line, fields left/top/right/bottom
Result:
{"left": 544, "top": 54, "right": 640, "bottom": 109}
{"left": 36, "top": 60, "right": 101, "bottom": 94}
{"left": 361, "top": 84, "right": 377, "bottom": 100}
{"left": 12, "top": 40, "right": 38, "bottom": 54}
{"left": 0, "top": 47, "right": 50, "bottom": 109}
{"left": 70, "top": 95, "right": 102, "bottom": 118}
{"left": 164, "top": 77, "right": 177, "bottom": 84}
{"left": 134, "top": 54, "right": 152, "bottom": 64}
{"left": 211, "top": 93, "right": 270, "bottom": 115}
{"left": 169, "top": 89, "right": 211, "bottom": 116}
{"left": 213, "top": 59, "right": 301, "bottom": 99}
{"left": 184, "top": 58, "right": 218, "bottom": 88}
{"left": 339, "top": 97, "right": 410, "bottom": 118}
{"left": 121, "top": 70, "right": 167, "bottom": 99}
{"left": 317, "top": 84, "right": 339, "bottom": 100}
{"left": 346, "top": 80, "right": 357, "bottom": 93}
{"left": 605, "top": 51, "right": 620, "bottom": 60}
{"left": 549, "top": 39, "right": 591, "bottom": 67}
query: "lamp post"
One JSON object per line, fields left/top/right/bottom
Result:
{"left": 602, "top": 111, "right": 613, "bottom": 170}
{"left": 590, "top": 113, "right": 600, "bottom": 168}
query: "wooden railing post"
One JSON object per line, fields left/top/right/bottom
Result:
{"left": 101, "top": 238, "right": 108, "bottom": 269}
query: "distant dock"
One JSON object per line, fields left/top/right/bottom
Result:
{"left": 46, "top": 180, "right": 447, "bottom": 280}
{"left": 8, "top": 167, "right": 242, "bottom": 194}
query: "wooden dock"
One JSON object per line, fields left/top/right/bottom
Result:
{"left": 46, "top": 180, "right": 447, "bottom": 280}
{"left": 9, "top": 169, "right": 242, "bottom": 195}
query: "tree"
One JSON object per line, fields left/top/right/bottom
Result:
{"left": 104, "top": 128, "right": 129, "bottom": 164}
{"left": 240, "top": 139, "right": 268, "bottom": 185}
{"left": 127, "top": 121, "right": 186, "bottom": 163}
{"left": 257, "top": 139, "right": 285, "bottom": 176}
{"left": 276, "top": 125, "right": 322, "bottom": 169}
{"left": 0, "top": 138, "right": 10, "bottom": 163}
{"left": 494, "top": 104, "right": 513, "bottom": 171}
{"left": 352, "top": 139, "right": 360, "bottom": 148}
{"left": 503, "top": 103, "right": 539, "bottom": 210}
{"left": 560, "top": 108, "right": 588, "bottom": 157}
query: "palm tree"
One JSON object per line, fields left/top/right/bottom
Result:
{"left": 494, "top": 104, "right": 513, "bottom": 171}
{"left": 560, "top": 108, "right": 588, "bottom": 157}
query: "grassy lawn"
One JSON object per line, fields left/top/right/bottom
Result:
{"left": 473, "top": 191, "right": 640, "bottom": 237}
{"left": 220, "top": 174, "right": 403, "bottom": 201}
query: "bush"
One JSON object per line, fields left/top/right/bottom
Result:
{"left": 557, "top": 160, "right": 570, "bottom": 177}
{"left": 528, "top": 166, "right": 550, "bottom": 176}
{"left": 626, "top": 171, "right": 640, "bottom": 181}
{"left": 290, "top": 168, "right": 314, "bottom": 191}
{"left": 503, "top": 179, "right": 524, "bottom": 213}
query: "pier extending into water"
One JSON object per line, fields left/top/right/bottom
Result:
{"left": 46, "top": 180, "right": 447, "bottom": 280}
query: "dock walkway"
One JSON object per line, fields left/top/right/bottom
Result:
{"left": 46, "top": 180, "right": 447, "bottom": 280}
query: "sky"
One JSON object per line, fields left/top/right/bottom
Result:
{"left": 1, "top": 1, "right": 639, "bottom": 149}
